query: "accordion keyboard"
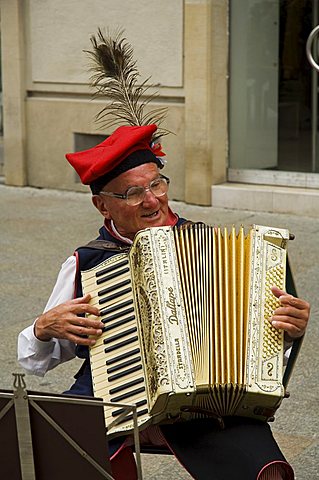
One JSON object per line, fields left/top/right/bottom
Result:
{"left": 81, "top": 254, "right": 150, "bottom": 436}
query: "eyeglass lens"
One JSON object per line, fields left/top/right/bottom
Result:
{"left": 126, "top": 177, "right": 169, "bottom": 205}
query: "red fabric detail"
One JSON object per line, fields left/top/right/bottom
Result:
{"left": 103, "top": 208, "right": 179, "bottom": 242}
{"left": 73, "top": 251, "right": 79, "bottom": 298}
{"left": 66, "top": 125, "right": 159, "bottom": 184}
{"left": 166, "top": 208, "right": 179, "bottom": 226}
{"left": 139, "top": 425, "right": 167, "bottom": 447}
{"left": 110, "top": 446, "right": 138, "bottom": 480}
{"left": 151, "top": 142, "right": 165, "bottom": 157}
{"left": 257, "top": 460, "right": 294, "bottom": 480}
{"left": 110, "top": 438, "right": 129, "bottom": 461}
{"left": 103, "top": 219, "right": 131, "bottom": 244}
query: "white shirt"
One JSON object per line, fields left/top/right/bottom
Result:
{"left": 17, "top": 220, "right": 135, "bottom": 377}
{"left": 17, "top": 256, "right": 78, "bottom": 376}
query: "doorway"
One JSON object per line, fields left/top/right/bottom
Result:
{"left": 229, "top": 0, "right": 319, "bottom": 186}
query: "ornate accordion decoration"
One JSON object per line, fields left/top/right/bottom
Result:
{"left": 81, "top": 224, "right": 291, "bottom": 437}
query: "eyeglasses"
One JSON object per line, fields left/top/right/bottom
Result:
{"left": 99, "top": 175, "right": 170, "bottom": 206}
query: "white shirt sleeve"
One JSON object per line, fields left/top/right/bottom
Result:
{"left": 284, "top": 343, "right": 292, "bottom": 364}
{"left": 17, "top": 256, "right": 78, "bottom": 376}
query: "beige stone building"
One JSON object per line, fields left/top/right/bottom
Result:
{"left": 1, "top": 0, "right": 319, "bottom": 215}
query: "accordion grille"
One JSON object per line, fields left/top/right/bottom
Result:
{"left": 173, "top": 225, "right": 250, "bottom": 391}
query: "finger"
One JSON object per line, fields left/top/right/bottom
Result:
{"left": 271, "top": 286, "right": 286, "bottom": 298}
{"left": 69, "top": 316, "right": 104, "bottom": 330}
{"left": 67, "top": 323, "right": 103, "bottom": 338}
{"left": 69, "top": 303, "right": 100, "bottom": 317}
{"left": 272, "top": 305, "right": 308, "bottom": 320}
{"left": 271, "top": 309, "right": 307, "bottom": 338}
{"left": 271, "top": 318, "right": 304, "bottom": 338}
{"left": 271, "top": 313, "right": 305, "bottom": 328}
{"left": 271, "top": 286, "right": 294, "bottom": 304}
{"left": 271, "top": 286, "right": 309, "bottom": 310}
{"left": 276, "top": 296, "right": 309, "bottom": 312}
{"left": 69, "top": 294, "right": 92, "bottom": 304}
{"left": 65, "top": 332, "right": 99, "bottom": 346}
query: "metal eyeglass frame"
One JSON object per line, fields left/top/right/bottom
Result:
{"left": 99, "top": 175, "right": 170, "bottom": 206}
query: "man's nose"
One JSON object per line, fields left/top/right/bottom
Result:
{"left": 142, "top": 188, "right": 159, "bottom": 206}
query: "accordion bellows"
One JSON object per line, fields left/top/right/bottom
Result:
{"left": 82, "top": 224, "right": 291, "bottom": 437}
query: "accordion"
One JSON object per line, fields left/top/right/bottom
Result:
{"left": 81, "top": 223, "right": 292, "bottom": 437}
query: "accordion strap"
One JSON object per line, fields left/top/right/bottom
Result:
{"left": 79, "top": 239, "right": 130, "bottom": 252}
{"left": 80, "top": 221, "right": 196, "bottom": 252}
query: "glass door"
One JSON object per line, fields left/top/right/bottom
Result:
{"left": 229, "top": 0, "right": 319, "bottom": 187}
{"left": 278, "top": 0, "right": 314, "bottom": 172}
{"left": 306, "top": 4, "right": 319, "bottom": 171}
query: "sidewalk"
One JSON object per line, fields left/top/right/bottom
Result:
{"left": 1, "top": 184, "right": 318, "bottom": 479}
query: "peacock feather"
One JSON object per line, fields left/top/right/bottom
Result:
{"left": 85, "top": 28, "right": 170, "bottom": 141}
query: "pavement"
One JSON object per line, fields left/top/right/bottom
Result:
{"left": 0, "top": 183, "right": 318, "bottom": 479}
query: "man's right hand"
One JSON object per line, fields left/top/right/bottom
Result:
{"left": 34, "top": 294, "right": 103, "bottom": 346}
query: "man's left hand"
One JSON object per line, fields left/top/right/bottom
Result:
{"left": 271, "top": 286, "right": 310, "bottom": 340}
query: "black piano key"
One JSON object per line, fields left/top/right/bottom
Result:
{"left": 100, "top": 299, "right": 133, "bottom": 317}
{"left": 96, "top": 259, "right": 129, "bottom": 278}
{"left": 109, "top": 378, "right": 144, "bottom": 396}
{"left": 106, "top": 348, "right": 140, "bottom": 366}
{"left": 102, "top": 315, "right": 136, "bottom": 333}
{"left": 104, "top": 327, "right": 137, "bottom": 345}
{"left": 108, "top": 364, "right": 142, "bottom": 382}
{"left": 99, "top": 287, "right": 132, "bottom": 305}
{"left": 112, "top": 399, "right": 147, "bottom": 418}
{"left": 107, "top": 356, "right": 141, "bottom": 374}
{"left": 98, "top": 279, "right": 131, "bottom": 296}
{"left": 117, "top": 409, "right": 149, "bottom": 425}
{"left": 97, "top": 267, "right": 130, "bottom": 286}
{"left": 104, "top": 335, "right": 138, "bottom": 353}
{"left": 102, "top": 307, "right": 135, "bottom": 323}
{"left": 110, "top": 385, "right": 146, "bottom": 402}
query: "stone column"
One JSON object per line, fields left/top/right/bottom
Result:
{"left": 184, "top": 0, "right": 228, "bottom": 205}
{"left": 1, "top": 0, "right": 27, "bottom": 185}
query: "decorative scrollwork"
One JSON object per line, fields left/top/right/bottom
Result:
{"left": 132, "top": 234, "right": 170, "bottom": 401}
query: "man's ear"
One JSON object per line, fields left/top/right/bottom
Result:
{"left": 92, "top": 195, "right": 111, "bottom": 219}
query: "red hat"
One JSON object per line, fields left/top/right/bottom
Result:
{"left": 65, "top": 124, "right": 164, "bottom": 185}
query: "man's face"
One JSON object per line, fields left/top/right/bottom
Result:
{"left": 92, "top": 163, "right": 170, "bottom": 239}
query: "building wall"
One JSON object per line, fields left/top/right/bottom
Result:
{"left": 1, "top": 0, "right": 229, "bottom": 205}
{"left": 1, "top": 0, "right": 27, "bottom": 186}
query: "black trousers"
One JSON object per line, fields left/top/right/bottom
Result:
{"left": 160, "top": 417, "right": 292, "bottom": 480}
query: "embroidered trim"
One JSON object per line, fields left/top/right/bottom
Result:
{"left": 74, "top": 251, "right": 79, "bottom": 298}
{"left": 257, "top": 460, "right": 294, "bottom": 480}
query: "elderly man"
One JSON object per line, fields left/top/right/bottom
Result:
{"left": 18, "top": 124, "right": 310, "bottom": 480}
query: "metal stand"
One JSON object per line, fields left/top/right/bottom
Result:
{"left": 12, "top": 374, "right": 37, "bottom": 480}
{"left": 0, "top": 374, "right": 143, "bottom": 480}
